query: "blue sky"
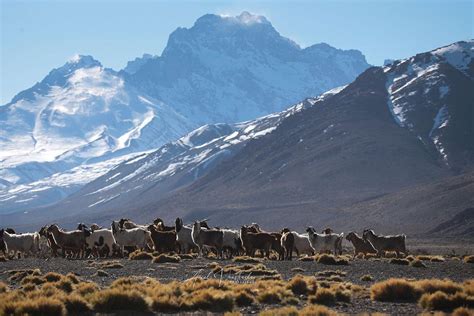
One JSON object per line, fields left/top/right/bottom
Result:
{"left": 1, "top": 0, "right": 472, "bottom": 104}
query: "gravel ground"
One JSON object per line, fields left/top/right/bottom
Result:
{"left": 1, "top": 256, "right": 473, "bottom": 315}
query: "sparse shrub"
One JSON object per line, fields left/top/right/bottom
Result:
{"left": 53, "top": 279, "right": 73, "bottom": 293}
{"left": 406, "top": 255, "right": 415, "bottom": 261}
{"left": 153, "top": 254, "right": 181, "bottom": 263}
{"left": 464, "top": 255, "right": 474, "bottom": 264}
{"left": 384, "top": 251, "right": 398, "bottom": 258}
{"left": 316, "top": 254, "right": 349, "bottom": 265}
{"left": 151, "top": 294, "right": 182, "bottom": 313}
{"left": 259, "top": 306, "right": 298, "bottom": 316}
{"left": 389, "top": 258, "right": 409, "bottom": 265}
{"left": 21, "top": 275, "right": 45, "bottom": 286}
{"left": 370, "top": 278, "right": 420, "bottom": 302}
{"left": 4, "top": 297, "right": 65, "bottom": 316}
{"left": 257, "top": 290, "right": 281, "bottom": 304}
{"left": 233, "top": 256, "right": 261, "bottom": 263}
{"left": 287, "top": 275, "right": 308, "bottom": 296}
{"left": 96, "top": 269, "right": 109, "bottom": 277}
{"left": 94, "top": 261, "right": 124, "bottom": 269}
{"left": 44, "top": 272, "right": 63, "bottom": 282}
{"left": 298, "top": 256, "right": 315, "bottom": 262}
{"left": 0, "top": 282, "right": 8, "bottom": 293}
{"left": 188, "top": 289, "right": 234, "bottom": 312}
{"left": 129, "top": 250, "right": 153, "bottom": 260}
{"left": 74, "top": 282, "right": 99, "bottom": 297}
{"left": 291, "top": 267, "right": 305, "bottom": 272}
{"left": 410, "top": 259, "right": 427, "bottom": 268}
{"left": 309, "top": 288, "right": 336, "bottom": 305}
{"left": 335, "top": 289, "right": 351, "bottom": 302}
{"left": 419, "top": 291, "right": 473, "bottom": 311}
{"left": 430, "top": 256, "right": 445, "bottom": 262}
{"left": 92, "top": 289, "right": 150, "bottom": 312}
{"left": 65, "top": 273, "right": 80, "bottom": 284}
{"left": 234, "top": 291, "right": 255, "bottom": 306}
{"left": 360, "top": 274, "right": 373, "bottom": 282}
{"left": 416, "top": 255, "right": 445, "bottom": 262}
{"left": 178, "top": 253, "right": 194, "bottom": 260}
{"left": 453, "top": 307, "right": 473, "bottom": 316}
{"left": 282, "top": 296, "right": 299, "bottom": 305}
{"left": 299, "top": 305, "right": 337, "bottom": 316}
{"left": 328, "top": 275, "right": 343, "bottom": 282}
{"left": 415, "top": 279, "right": 462, "bottom": 295}
{"left": 63, "top": 295, "right": 91, "bottom": 314}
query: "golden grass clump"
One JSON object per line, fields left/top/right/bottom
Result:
{"left": 186, "top": 289, "right": 234, "bottom": 312}
{"left": 0, "top": 282, "right": 9, "bottom": 294}
{"left": 417, "top": 255, "right": 445, "bottom": 262}
{"left": 259, "top": 305, "right": 337, "bottom": 316}
{"left": 414, "top": 279, "right": 463, "bottom": 295}
{"left": 360, "top": 274, "right": 373, "bottom": 282}
{"left": 291, "top": 267, "right": 305, "bottom": 272}
{"left": 419, "top": 291, "right": 474, "bottom": 311}
{"left": 3, "top": 297, "right": 65, "bottom": 316}
{"left": 452, "top": 307, "right": 474, "bottom": 316}
{"left": 316, "top": 254, "right": 349, "bottom": 265}
{"left": 389, "top": 258, "right": 410, "bottom": 265}
{"left": 7, "top": 269, "right": 42, "bottom": 283}
{"left": 370, "top": 278, "right": 421, "bottom": 302}
{"left": 410, "top": 259, "right": 427, "bottom": 268}
{"left": 74, "top": 282, "right": 99, "bottom": 297}
{"left": 129, "top": 250, "right": 154, "bottom": 260}
{"left": 213, "top": 263, "right": 279, "bottom": 276}
{"left": 298, "top": 255, "right": 315, "bottom": 262}
{"left": 178, "top": 253, "right": 195, "bottom": 260}
{"left": 234, "top": 291, "right": 255, "bottom": 307}
{"left": 153, "top": 253, "right": 181, "bottom": 263}
{"left": 464, "top": 255, "right": 474, "bottom": 264}
{"left": 92, "top": 288, "right": 150, "bottom": 313}
{"left": 233, "top": 256, "right": 262, "bottom": 263}
{"left": 287, "top": 275, "right": 309, "bottom": 296}
{"left": 63, "top": 295, "right": 91, "bottom": 314}
{"left": 91, "top": 260, "right": 124, "bottom": 269}
{"left": 308, "top": 288, "right": 336, "bottom": 305}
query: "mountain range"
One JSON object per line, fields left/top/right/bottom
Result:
{"left": 2, "top": 39, "right": 473, "bottom": 238}
{"left": 0, "top": 12, "right": 370, "bottom": 214}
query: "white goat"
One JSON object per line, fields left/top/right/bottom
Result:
{"left": 291, "top": 231, "right": 314, "bottom": 256}
{"left": 221, "top": 228, "right": 242, "bottom": 258}
{"left": 306, "top": 227, "right": 343, "bottom": 255}
{"left": 111, "top": 221, "right": 150, "bottom": 256}
{"left": 363, "top": 229, "right": 407, "bottom": 257}
{"left": 85, "top": 228, "right": 116, "bottom": 257}
{"left": 0, "top": 229, "right": 40, "bottom": 258}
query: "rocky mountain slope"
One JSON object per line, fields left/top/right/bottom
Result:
{"left": 0, "top": 12, "right": 369, "bottom": 213}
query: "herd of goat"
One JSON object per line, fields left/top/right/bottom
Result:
{"left": 0, "top": 217, "right": 407, "bottom": 260}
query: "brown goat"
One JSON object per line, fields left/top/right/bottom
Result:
{"left": 281, "top": 228, "right": 295, "bottom": 260}
{"left": 346, "top": 231, "right": 376, "bottom": 257}
{"left": 270, "top": 232, "right": 284, "bottom": 260}
{"left": 39, "top": 225, "right": 60, "bottom": 257}
{"left": 148, "top": 225, "right": 177, "bottom": 253}
{"left": 240, "top": 226, "right": 276, "bottom": 258}
{"left": 47, "top": 224, "right": 89, "bottom": 259}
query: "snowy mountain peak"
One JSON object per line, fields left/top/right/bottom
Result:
{"left": 67, "top": 54, "right": 102, "bottom": 68}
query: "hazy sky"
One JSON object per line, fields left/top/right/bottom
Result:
{"left": 1, "top": 0, "right": 472, "bottom": 104}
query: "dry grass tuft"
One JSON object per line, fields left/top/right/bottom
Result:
{"left": 187, "top": 289, "right": 234, "bottom": 312}
{"left": 419, "top": 291, "right": 473, "bottom": 311}
{"left": 92, "top": 289, "right": 150, "bottom": 312}
{"left": 129, "top": 250, "right": 154, "bottom": 260}
{"left": 214, "top": 263, "right": 279, "bottom": 276}
{"left": 234, "top": 291, "right": 255, "bottom": 306}
{"left": 410, "top": 259, "right": 427, "bottom": 268}
{"left": 371, "top": 278, "right": 421, "bottom": 302}
{"left": 452, "top": 307, "right": 473, "bottom": 316}
{"left": 298, "top": 255, "right": 315, "bottom": 262}
{"left": 178, "top": 253, "right": 195, "bottom": 260}
{"left": 44, "top": 272, "right": 63, "bottom": 282}
{"left": 0, "top": 282, "right": 9, "bottom": 294}
{"left": 291, "top": 267, "right": 305, "bottom": 272}
{"left": 92, "top": 260, "right": 124, "bottom": 269}
{"left": 3, "top": 297, "right": 65, "bottom": 316}
{"left": 153, "top": 254, "right": 181, "bottom": 263}
{"left": 360, "top": 274, "right": 373, "bottom": 282}
{"left": 389, "top": 258, "right": 410, "bottom": 265}
{"left": 259, "top": 305, "right": 337, "bottom": 316}
{"left": 316, "top": 254, "right": 349, "bottom": 265}
{"left": 63, "top": 295, "right": 91, "bottom": 314}
{"left": 417, "top": 255, "right": 445, "bottom": 262}
{"left": 95, "top": 269, "right": 109, "bottom": 277}
{"left": 233, "top": 256, "right": 262, "bottom": 263}
{"left": 309, "top": 288, "right": 336, "bottom": 305}
{"left": 287, "top": 275, "right": 309, "bottom": 296}
{"left": 463, "top": 255, "right": 474, "bottom": 264}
